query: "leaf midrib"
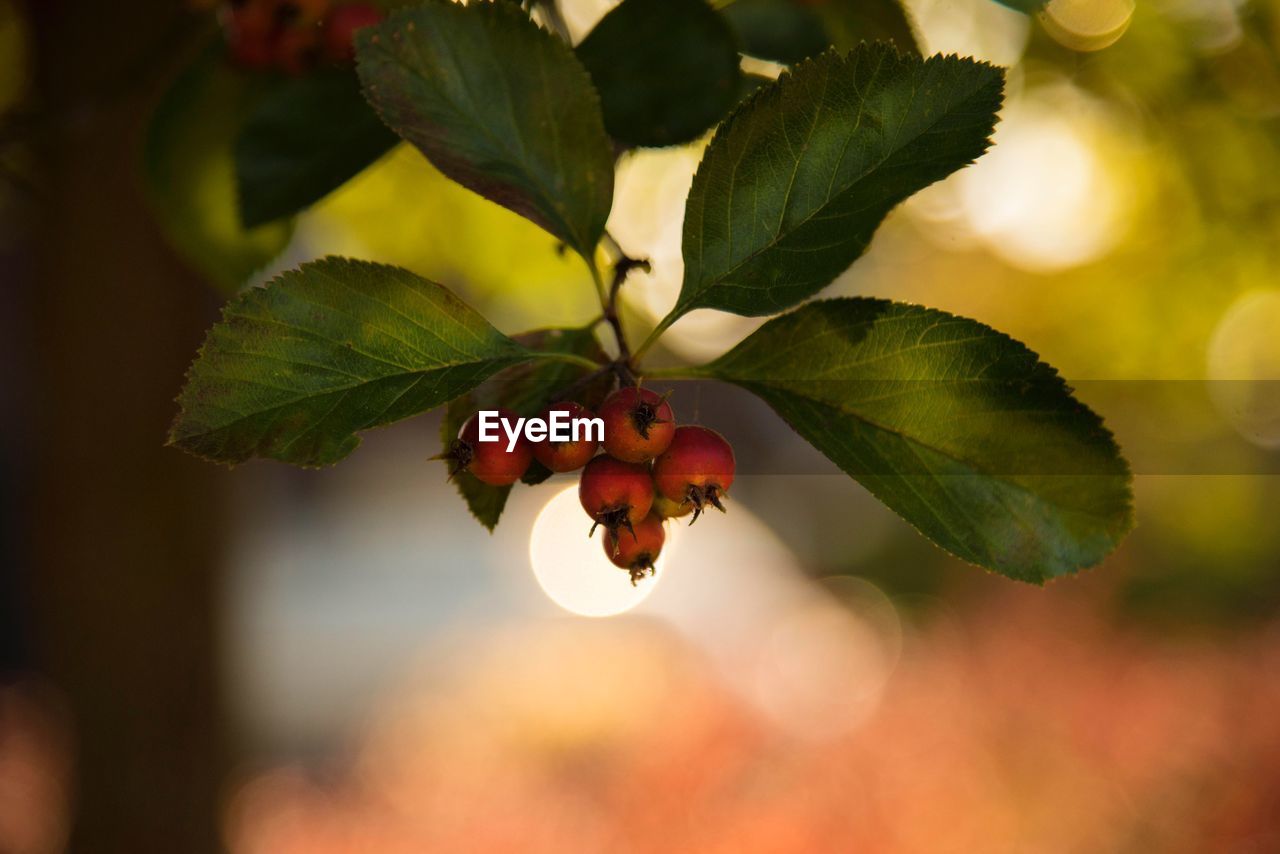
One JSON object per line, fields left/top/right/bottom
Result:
{"left": 176, "top": 354, "right": 523, "bottom": 443}
{"left": 741, "top": 380, "right": 1126, "bottom": 525}
{"left": 178, "top": 262, "right": 529, "bottom": 439}
{"left": 364, "top": 9, "right": 592, "bottom": 255}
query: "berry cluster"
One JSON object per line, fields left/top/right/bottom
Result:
{"left": 443, "top": 387, "right": 735, "bottom": 585}
{"left": 220, "top": 0, "right": 384, "bottom": 74}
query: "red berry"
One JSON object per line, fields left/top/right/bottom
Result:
{"left": 274, "top": 24, "right": 322, "bottom": 75}
{"left": 653, "top": 426, "right": 735, "bottom": 523}
{"left": 530, "top": 401, "right": 599, "bottom": 473}
{"left": 652, "top": 493, "right": 693, "bottom": 519}
{"left": 439, "top": 408, "right": 532, "bottom": 487}
{"left": 223, "top": 0, "right": 330, "bottom": 70}
{"left": 603, "top": 513, "right": 665, "bottom": 585}
{"left": 229, "top": 32, "right": 276, "bottom": 69}
{"left": 323, "top": 2, "right": 384, "bottom": 63}
{"left": 223, "top": 1, "right": 273, "bottom": 39}
{"left": 224, "top": 4, "right": 276, "bottom": 68}
{"left": 598, "top": 386, "right": 675, "bottom": 463}
{"left": 578, "top": 455, "right": 654, "bottom": 539}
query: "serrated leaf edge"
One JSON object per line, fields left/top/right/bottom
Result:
{"left": 167, "top": 255, "right": 529, "bottom": 468}
{"left": 354, "top": 0, "right": 614, "bottom": 259}
{"left": 705, "top": 297, "right": 1135, "bottom": 583}
{"left": 676, "top": 43, "right": 1006, "bottom": 318}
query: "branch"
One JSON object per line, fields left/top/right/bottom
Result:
{"left": 601, "top": 247, "right": 650, "bottom": 386}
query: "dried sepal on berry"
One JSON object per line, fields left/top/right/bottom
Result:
{"left": 603, "top": 513, "right": 665, "bottom": 585}
{"left": 653, "top": 425, "right": 735, "bottom": 524}
{"left": 578, "top": 455, "right": 654, "bottom": 540}
{"left": 599, "top": 386, "right": 675, "bottom": 463}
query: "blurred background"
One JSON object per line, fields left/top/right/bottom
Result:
{"left": 3, "top": 0, "right": 1280, "bottom": 851}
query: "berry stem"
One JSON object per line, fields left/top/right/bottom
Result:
{"left": 604, "top": 263, "right": 645, "bottom": 378}
{"left": 589, "top": 236, "right": 651, "bottom": 386}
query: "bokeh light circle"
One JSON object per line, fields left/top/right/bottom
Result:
{"left": 1041, "top": 0, "right": 1135, "bottom": 52}
{"left": 528, "top": 484, "right": 672, "bottom": 617}
{"left": 906, "top": 0, "right": 1031, "bottom": 67}
{"left": 751, "top": 577, "right": 902, "bottom": 740}
{"left": 608, "top": 146, "right": 763, "bottom": 361}
{"left": 912, "top": 82, "right": 1137, "bottom": 274}
{"left": 1207, "top": 289, "right": 1280, "bottom": 448}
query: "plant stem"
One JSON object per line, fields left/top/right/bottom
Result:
{"left": 604, "top": 270, "right": 633, "bottom": 365}
{"left": 581, "top": 235, "right": 659, "bottom": 386}
{"left": 600, "top": 250, "right": 651, "bottom": 385}
{"left": 587, "top": 257, "right": 609, "bottom": 314}
{"left": 632, "top": 310, "right": 678, "bottom": 362}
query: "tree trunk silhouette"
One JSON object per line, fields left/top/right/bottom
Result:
{"left": 21, "top": 2, "right": 229, "bottom": 851}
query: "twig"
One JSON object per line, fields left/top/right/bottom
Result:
{"left": 602, "top": 252, "right": 650, "bottom": 386}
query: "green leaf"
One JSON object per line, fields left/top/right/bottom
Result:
{"left": 817, "top": 0, "right": 919, "bottom": 55}
{"left": 701, "top": 299, "right": 1133, "bottom": 583}
{"left": 445, "top": 469, "right": 514, "bottom": 532}
{"left": 576, "top": 0, "right": 741, "bottom": 147}
{"left": 144, "top": 44, "right": 293, "bottom": 294}
{"left": 441, "top": 327, "right": 612, "bottom": 529}
{"left": 169, "top": 257, "right": 531, "bottom": 467}
{"left": 234, "top": 69, "right": 399, "bottom": 228}
{"left": 722, "top": 0, "right": 918, "bottom": 63}
{"left": 736, "top": 72, "right": 773, "bottom": 102}
{"left": 673, "top": 45, "right": 1003, "bottom": 320}
{"left": 355, "top": 0, "right": 614, "bottom": 259}
{"left": 721, "top": 0, "right": 828, "bottom": 64}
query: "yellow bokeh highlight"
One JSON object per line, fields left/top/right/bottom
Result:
{"left": 1041, "top": 0, "right": 1135, "bottom": 52}
{"left": 302, "top": 144, "right": 600, "bottom": 332}
{"left": 1208, "top": 289, "right": 1280, "bottom": 448}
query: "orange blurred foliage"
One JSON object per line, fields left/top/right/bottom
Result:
{"left": 0, "top": 683, "right": 72, "bottom": 854}
{"left": 223, "top": 590, "right": 1280, "bottom": 853}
